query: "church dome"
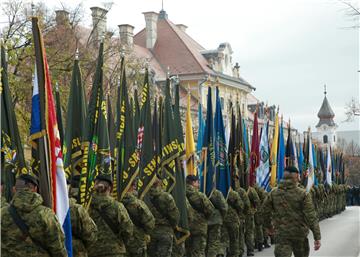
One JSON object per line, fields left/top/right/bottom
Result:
{"left": 316, "top": 87, "right": 336, "bottom": 128}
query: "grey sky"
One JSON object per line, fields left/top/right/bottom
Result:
{"left": 8, "top": 0, "right": 360, "bottom": 132}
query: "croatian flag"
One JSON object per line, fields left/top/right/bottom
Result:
{"left": 31, "top": 62, "right": 73, "bottom": 256}
{"left": 31, "top": 17, "right": 72, "bottom": 256}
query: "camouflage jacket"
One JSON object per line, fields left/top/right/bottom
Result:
{"left": 147, "top": 187, "right": 179, "bottom": 232}
{"left": 88, "top": 192, "right": 133, "bottom": 256}
{"left": 224, "top": 189, "right": 244, "bottom": 226}
{"left": 70, "top": 198, "right": 97, "bottom": 257}
{"left": 235, "top": 186, "right": 250, "bottom": 219}
{"left": 208, "top": 189, "right": 228, "bottom": 226}
{"left": 247, "top": 186, "right": 261, "bottom": 214}
{"left": 186, "top": 184, "right": 214, "bottom": 235}
{"left": 1, "top": 195, "right": 9, "bottom": 208}
{"left": 1, "top": 189, "right": 67, "bottom": 257}
{"left": 122, "top": 192, "right": 155, "bottom": 250}
{"left": 263, "top": 178, "right": 321, "bottom": 241}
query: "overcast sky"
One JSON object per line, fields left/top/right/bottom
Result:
{"left": 5, "top": 0, "right": 360, "bottom": 132}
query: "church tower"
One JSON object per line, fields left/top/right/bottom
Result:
{"left": 315, "top": 86, "right": 337, "bottom": 147}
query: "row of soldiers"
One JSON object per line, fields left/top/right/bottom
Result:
{"left": 0, "top": 165, "right": 347, "bottom": 257}
{"left": 310, "top": 184, "right": 347, "bottom": 221}
{"left": 346, "top": 186, "right": 360, "bottom": 206}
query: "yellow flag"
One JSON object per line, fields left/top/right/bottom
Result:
{"left": 270, "top": 112, "right": 279, "bottom": 187}
{"left": 185, "top": 93, "right": 196, "bottom": 175}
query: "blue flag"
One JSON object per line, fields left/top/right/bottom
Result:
{"left": 214, "top": 87, "right": 231, "bottom": 197}
{"left": 298, "top": 142, "right": 304, "bottom": 175}
{"left": 200, "top": 87, "right": 215, "bottom": 196}
{"left": 277, "top": 122, "right": 285, "bottom": 182}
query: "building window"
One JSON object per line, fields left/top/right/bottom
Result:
{"left": 323, "top": 135, "right": 328, "bottom": 144}
{"left": 220, "top": 97, "right": 224, "bottom": 110}
{"left": 334, "top": 135, "right": 336, "bottom": 142}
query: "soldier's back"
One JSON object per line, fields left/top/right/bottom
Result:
{"left": 1, "top": 190, "right": 67, "bottom": 257}
{"left": 267, "top": 179, "right": 314, "bottom": 240}
{"left": 88, "top": 192, "right": 133, "bottom": 257}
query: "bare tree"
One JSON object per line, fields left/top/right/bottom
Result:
{"left": 339, "top": 0, "right": 360, "bottom": 29}
{"left": 345, "top": 97, "right": 360, "bottom": 121}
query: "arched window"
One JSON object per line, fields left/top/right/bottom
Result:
{"left": 323, "top": 135, "right": 328, "bottom": 144}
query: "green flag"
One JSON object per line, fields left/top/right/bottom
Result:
{"left": 1, "top": 44, "right": 27, "bottom": 201}
{"left": 79, "top": 42, "right": 111, "bottom": 206}
{"left": 171, "top": 82, "right": 190, "bottom": 244}
{"left": 160, "top": 78, "right": 180, "bottom": 192}
{"left": 63, "top": 56, "right": 87, "bottom": 182}
{"left": 116, "top": 57, "right": 138, "bottom": 200}
{"left": 55, "top": 83, "right": 64, "bottom": 149}
{"left": 137, "top": 68, "right": 160, "bottom": 199}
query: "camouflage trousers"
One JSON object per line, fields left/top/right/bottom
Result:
{"left": 147, "top": 229, "right": 174, "bottom": 257}
{"left": 206, "top": 224, "right": 223, "bottom": 257}
{"left": 185, "top": 233, "right": 207, "bottom": 257}
{"left": 225, "top": 222, "right": 240, "bottom": 257}
{"left": 254, "top": 212, "right": 263, "bottom": 245}
{"left": 274, "top": 238, "right": 310, "bottom": 257}
{"left": 238, "top": 219, "right": 245, "bottom": 256}
{"left": 245, "top": 214, "right": 255, "bottom": 252}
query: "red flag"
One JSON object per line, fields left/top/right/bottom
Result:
{"left": 249, "top": 111, "right": 259, "bottom": 186}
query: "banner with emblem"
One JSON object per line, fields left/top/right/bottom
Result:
{"left": 63, "top": 56, "right": 87, "bottom": 182}
{"left": 137, "top": 68, "right": 160, "bottom": 199}
{"left": 79, "top": 42, "right": 111, "bottom": 206}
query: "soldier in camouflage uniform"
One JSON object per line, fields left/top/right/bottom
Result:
{"left": 254, "top": 184, "right": 266, "bottom": 252}
{"left": 263, "top": 166, "right": 321, "bottom": 257}
{"left": 234, "top": 176, "right": 251, "bottom": 257}
{"left": 246, "top": 186, "right": 261, "bottom": 256}
{"left": 185, "top": 175, "right": 214, "bottom": 257}
{"left": 224, "top": 189, "right": 244, "bottom": 257}
{"left": 88, "top": 174, "right": 134, "bottom": 257}
{"left": 147, "top": 177, "right": 180, "bottom": 257}
{"left": 1, "top": 174, "right": 68, "bottom": 257}
{"left": 207, "top": 188, "right": 228, "bottom": 257}
{"left": 122, "top": 181, "right": 155, "bottom": 257}
{"left": 68, "top": 176, "right": 97, "bottom": 257}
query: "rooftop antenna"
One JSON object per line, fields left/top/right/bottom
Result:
{"left": 324, "top": 84, "right": 327, "bottom": 96}
{"left": 161, "top": 0, "right": 164, "bottom": 10}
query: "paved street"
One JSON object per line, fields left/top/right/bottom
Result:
{"left": 255, "top": 206, "right": 360, "bottom": 257}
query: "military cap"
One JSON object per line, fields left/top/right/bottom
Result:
{"left": 186, "top": 175, "right": 199, "bottom": 184}
{"left": 285, "top": 166, "right": 299, "bottom": 174}
{"left": 18, "top": 173, "right": 39, "bottom": 187}
{"left": 95, "top": 173, "right": 113, "bottom": 186}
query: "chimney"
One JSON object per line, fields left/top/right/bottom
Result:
{"left": 176, "top": 24, "right": 187, "bottom": 32}
{"left": 143, "top": 12, "right": 159, "bottom": 49}
{"left": 55, "top": 10, "right": 69, "bottom": 26}
{"left": 90, "top": 6, "right": 108, "bottom": 43}
{"left": 118, "top": 24, "right": 134, "bottom": 49}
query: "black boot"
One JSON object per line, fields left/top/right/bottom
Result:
{"left": 257, "top": 242, "right": 263, "bottom": 251}
{"left": 247, "top": 252, "right": 255, "bottom": 256}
